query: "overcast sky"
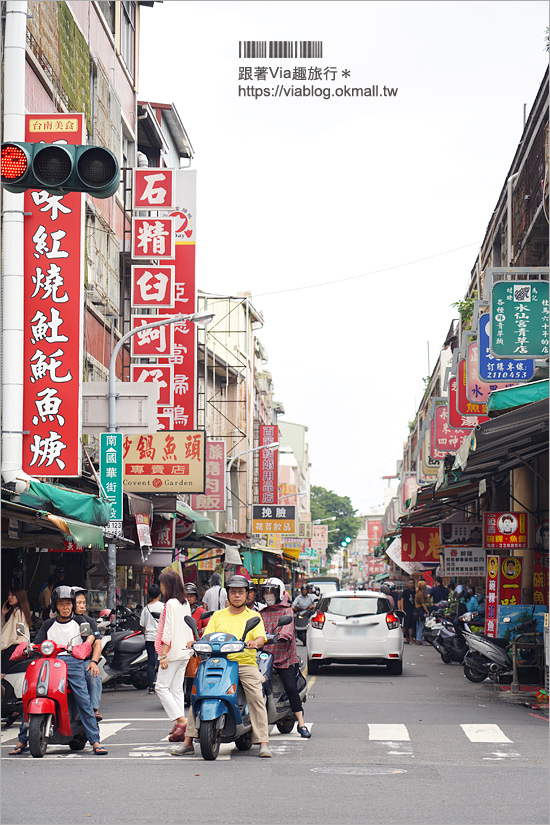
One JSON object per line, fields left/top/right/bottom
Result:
{"left": 139, "top": 1, "right": 549, "bottom": 514}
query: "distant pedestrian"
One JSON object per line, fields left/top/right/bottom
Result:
{"left": 202, "top": 572, "right": 228, "bottom": 612}
{"left": 140, "top": 583, "right": 163, "bottom": 693}
{"left": 399, "top": 579, "right": 416, "bottom": 644}
{"left": 429, "top": 576, "right": 449, "bottom": 605}
{"left": 414, "top": 580, "right": 430, "bottom": 644}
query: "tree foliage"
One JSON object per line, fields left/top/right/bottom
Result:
{"left": 310, "top": 486, "right": 362, "bottom": 561}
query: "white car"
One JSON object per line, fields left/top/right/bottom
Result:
{"left": 306, "top": 590, "right": 404, "bottom": 675}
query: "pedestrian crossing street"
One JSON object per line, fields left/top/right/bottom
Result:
{"left": 2, "top": 718, "right": 541, "bottom": 764}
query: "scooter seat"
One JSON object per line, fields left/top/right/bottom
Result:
{"left": 474, "top": 634, "right": 509, "bottom": 649}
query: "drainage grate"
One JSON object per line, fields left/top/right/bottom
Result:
{"left": 311, "top": 766, "right": 407, "bottom": 776}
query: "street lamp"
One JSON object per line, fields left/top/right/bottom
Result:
{"left": 312, "top": 516, "right": 336, "bottom": 525}
{"left": 226, "top": 442, "right": 279, "bottom": 531}
{"left": 105, "top": 309, "right": 214, "bottom": 608}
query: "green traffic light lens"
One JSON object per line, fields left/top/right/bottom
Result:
{"left": 78, "top": 148, "right": 117, "bottom": 187}
{"left": 34, "top": 145, "right": 72, "bottom": 186}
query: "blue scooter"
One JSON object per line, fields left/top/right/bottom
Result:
{"left": 185, "top": 614, "right": 261, "bottom": 760}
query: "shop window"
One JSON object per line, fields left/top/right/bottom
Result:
{"left": 120, "top": 1, "right": 136, "bottom": 79}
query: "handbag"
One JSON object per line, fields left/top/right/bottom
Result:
{"left": 185, "top": 653, "right": 200, "bottom": 678}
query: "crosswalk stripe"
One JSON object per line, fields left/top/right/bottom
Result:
{"left": 460, "top": 724, "right": 512, "bottom": 743}
{"left": 368, "top": 724, "right": 410, "bottom": 741}
{"left": 96, "top": 722, "right": 129, "bottom": 741}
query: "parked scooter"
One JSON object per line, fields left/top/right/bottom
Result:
{"left": 184, "top": 613, "right": 263, "bottom": 760}
{"left": 98, "top": 628, "right": 148, "bottom": 689}
{"left": 1, "top": 652, "right": 38, "bottom": 726}
{"left": 432, "top": 612, "right": 483, "bottom": 664}
{"left": 462, "top": 612, "right": 542, "bottom": 683}
{"left": 15, "top": 621, "right": 92, "bottom": 757}
{"left": 257, "top": 614, "right": 306, "bottom": 734}
{"left": 293, "top": 605, "right": 315, "bottom": 645}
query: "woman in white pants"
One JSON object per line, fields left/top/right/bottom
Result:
{"left": 155, "top": 570, "right": 193, "bottom": 742}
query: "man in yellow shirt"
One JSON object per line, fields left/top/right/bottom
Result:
{"left": 178, "top": 575, "right": 272, "bottom": 757}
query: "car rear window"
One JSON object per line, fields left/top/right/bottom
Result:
{"left": 322, "top": 597, "right": 390, "bottom": 616}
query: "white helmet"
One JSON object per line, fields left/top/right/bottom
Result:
{"left": 261, "top": 577, "right": 285, "bottom": 604}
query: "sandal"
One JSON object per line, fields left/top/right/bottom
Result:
{"left": 92, "top": 744, "right": 108, "bottom": 755}
{"left": 168, "top": 722, "right": 187, "bottom": 742}
{"left": 9, "top": 743, "right": 28, "bottom": 756}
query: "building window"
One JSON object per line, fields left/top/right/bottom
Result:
{"left": 97, "top": 1, "right": 116, "bottom": 36}
{"left": 120, "top": 1, "right": 136, "bottom": 79}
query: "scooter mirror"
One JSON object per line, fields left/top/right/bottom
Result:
{"left": 16, "top": 622, "right": 26, "bottom": 636}
{"left": 201, "top": 611, "right": 214, "bottom": 620}
{"left": 79, "top": 622, "right": 91, "bottom": 637}
{"left": 241, "top": 615, "right": 261, "bottom": 641}
{"left": 277, "top": 614, "right": 293, "bottom": 627}
{"left": 185, "top": 615, "right": 199, "bottom": 640}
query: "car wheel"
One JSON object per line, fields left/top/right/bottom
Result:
{"left": 307, "top": 658, "right": 320, "bottom": 675}
{"left": 386, "top": 660, "right": 403, "bottom": 675}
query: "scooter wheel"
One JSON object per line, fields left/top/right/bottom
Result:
{"left": 235, "top": 731, "right": 253, "bottom": 750}
{"left": 276, "top": 715, "right": 296, "bottom": 734}
{"left": 69, "top": 735, "right": 87, "bottom": 751}
{"left": 29, "top": 714, "right": 50, "bottom": 758}
{"left": 464, "top": 665, "right": 487, "bottom": 683}
{"left": 441, "top": 654, "right": 452, "bottom": 664}
{"left": 199, "top": 719, "right": 221, "bottom": 760}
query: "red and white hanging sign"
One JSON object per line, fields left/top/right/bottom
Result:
{"left": 132, "top": 217, "right": 175, "bottom": 259}
{"left": 433, "top": 406, "right": 470, "bottom": 452}
{"left": 131, "top": 265, "right": 175, "bottom": 308}
{"left": 456, "top": 360, "right": 489, "bottom": 420}
{"left": 130, "top": 364, "right": 174, "bottom": 407}
{"left": 259, "top": 425, "right": 279, "bottom": 505}
{"left": 22, "top": 113, "right": 85, "bottom": 477}
{"left": 130, "top": 315, "right": 175, "bottom": 358}
{"left": 448, "top": 377, "right": 487, "bottom": 429}
{"left": 133, "top": 168, "right": 175, "bottom": 210}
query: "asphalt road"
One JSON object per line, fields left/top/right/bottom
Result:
{"left": 2, "top": 643, "right": 548, "bottom": 825}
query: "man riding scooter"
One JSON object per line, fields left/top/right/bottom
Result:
{"left": 175, "top": 574, "right": 273, "bottom": 758}
{"left": 9, "top": 586, "right": 107, "bottom": 756}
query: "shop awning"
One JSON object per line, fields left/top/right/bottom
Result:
{"left": 1, "top": 499, "right": 106, "bottom": 551}
{"left": 17, "top": 480, "right": 111, "bottom": 526}
{"left": 250, "top": 543, "right": 283, "bottom": 556}
{"left": 152, "top": 495, "right": 215, "bottom": 536}
{"left": 486, "top": 379, "right": 548, "bottom": 416}
{"left": 375, "top": 572, "right": 389, "bottom": 581}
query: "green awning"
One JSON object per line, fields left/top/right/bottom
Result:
{"left": 19, "top": 480, "right": 111, "bottom": 526}
{"left": 487, "top": 379, "right": 549, "bottom": 415}
{"left": 62, "top": 518, "right": 105, "bottom": 551}
{"left": 375, "top": 572, "right": 389, "bottom": 581}
{"left": 176, "top": 501, "right": 215, "bottom": 536}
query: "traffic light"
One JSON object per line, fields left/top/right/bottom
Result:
{"left": 1, "top": 142, "right": 120, "bottom": 198}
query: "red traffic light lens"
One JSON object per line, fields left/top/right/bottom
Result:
{"left": 1, "top": 144, "right": 28, "bottom": 181}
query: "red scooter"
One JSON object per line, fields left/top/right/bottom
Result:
{"left": 16, "top": 621, "right": 92, "bottom": 758}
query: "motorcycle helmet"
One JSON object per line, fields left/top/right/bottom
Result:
{"left": 454, "top": 584, "right": 467, "bottom": 600}
{"left": 51, "top": 585, "right": 76, "bottom": 614}
{"left": 261, "top": 577, "right": 285, "bottom": 604}
{"left": 99, "top": 608, "right": 113, "bottom": 618}
{"left": 226, "top": 574, "right": 250, "bottom": 592}
{"left": 184, "top": 583, "right": 199, "bottom": 598}
{"left": 71, "top": 586, "right": 87, "bottom": 595}
{"left": 380, "top": 584, "right": 391, "bottom": 596}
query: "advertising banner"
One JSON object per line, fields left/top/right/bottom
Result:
{"left": 484, "top": 512, "right": 528, "bottom": 551}
{"left": 466, "top": 342, "right": 515, "bottom": 406}
{"left": 99, "top": 433, "right": 123, "bottom": 522}
{"left": 252, "top": 504, "right": 295, "bottom": 534}
{"left": 489, "top": 280, "right": 549, "bottom": 359}
{"left": 131, "top": 265, "right": 175, "bottom": 308}
{"left": 259, "top": 424, "right": 278, "bottom": 505}
{"left": 311, "top": 524, "right": 328, "bottom": 551}
{"left": 151, "top": 517, "right": 176, "bottom": 549}
{"left": 440, "top": 522, "right": 483, "bottom": 546}
{"left": 532, "top": 550, "right": 549, "bottom": 607}
{"left": 133, "top": 168, "right": 175, "bottom": 210}
{"left": 498, "top": 556, "right": 523, "bottom": 606}
{"left": 131, "top": 364, "right": 174, "bottom": 407}
{"left": 478, "top": 314, "right": 534, "bottom": 381}
{"left": 130, "top": 315, "right": 175, "bottom": 358}
{"left": 440, "top": 547, "right": 485, "bottom": 577}
{"left": 123, "top": 431, "right": 205, "bottom": 492}
{"left": 456, "top": 359, "right": 489, "bottom": 419}
{"left": 433, "top": 406, "right": 470, "bottom": 452}
{"left": 190, "top": 440, "right": 226, "bottom": 511}
{"left": 485, "top": 555, "right": 499, "bottom": 637}
{"left": 22, "top": 113, "right": 85, "bottom": 476}
{"left": 401, "top": 527, "right": 440, "bottom": 563}
{"left": 447, "top": 378, "right": 482, "bottom": 429}
{"left": 132, "top": 217, "right": 175, "bottom": 259}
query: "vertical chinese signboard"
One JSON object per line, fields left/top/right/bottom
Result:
{"left": 22, "top": 114, "right": 85, "bottom": 476}
{"left": 489, "top": 280, "right": 549, "bottom": 359}
{"left": 130, "top": 169, "right": 197, "bottom": 431}
{"left": 485, "top": 555, "right": 524, "bottom": 638}
{"left": 100, "top": 433, "right": 123, "bottom": 522}
{"left": 259, "top": 425, "right": 278, "bottom": 505}
{"left": 485, "top": 556, "right": 499, "bottom": 637}
{"left": 190, "top": 440, "right": 226, "bottom": 511}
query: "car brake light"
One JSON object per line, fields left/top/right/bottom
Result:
{"left": 311, "top": 612, "right": 325, "bottom": 629}
{"left": 386, "top": 613, "right": 400, "bottom": 630}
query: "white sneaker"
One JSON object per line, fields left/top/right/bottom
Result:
{"left": 259, "top": 743, "right": 272, "bottom": 758}
{"left": 170, "top": 743, "right": 194, "bottom": 756}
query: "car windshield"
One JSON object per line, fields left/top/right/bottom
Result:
{"left": 323, "top": 597, "right": 390, "bottom": 617}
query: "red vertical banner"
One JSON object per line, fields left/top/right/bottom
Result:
{"left": 190, "top": 440, "right": 226, "bottom": 511}
{"left": 485, "top": 555, "right": 499, "bottom": 637}
{"left": 498, "top": 556, "right": 523, "bottom": 605}
{"left": 533, "top": 549, "right": 549, "bottom": 607}
{"left": 22, "top": 114, "right": 85, "bottom": 476}
{"left": 259, "top": 425, "right": 278, "bottom": 505}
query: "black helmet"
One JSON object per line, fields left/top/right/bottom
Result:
{"left": 184, "top": 583, "right": 199, "bottom": 597}
{"left": 454, "top": 584, "right": 467, "bottom": 599}
{"left": 226, "top": 575, "right": 250, "bottom": 592}
{"left": 51, "top": 586, "right": 76, "bottom": 614}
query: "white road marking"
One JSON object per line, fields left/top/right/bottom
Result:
{"left": 368, "top": 724, "right": 410, "bottom": 741}
{"left": 461, "top": 724, "right": 512, "bottom": 743}
{"left": 97, "top": 722, "right": 130, "bottom": 741}
{"left": 1, "top": 729, "right": 22, "bottom": 744}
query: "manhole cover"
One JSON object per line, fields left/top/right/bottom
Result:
{"left": 311, "top": 766, "right": 407, "bottom": 776}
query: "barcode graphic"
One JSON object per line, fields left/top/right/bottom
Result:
{"left": 239, "top": 41, "right": 323, "bottom": 59}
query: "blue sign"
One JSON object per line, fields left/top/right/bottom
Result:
{"left": 479, "top": 314, "right": 534, "bottom": 382}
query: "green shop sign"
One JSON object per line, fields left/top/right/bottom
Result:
{"left": 489, "top": 280, "right": 549, "bottom": 359}
{"left": 100, "top": 433, "right": 123, "bottom": 522}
